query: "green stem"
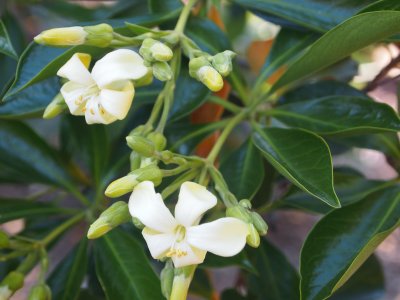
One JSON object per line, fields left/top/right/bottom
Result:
{"left": 161, "top": 169, "right": 200, "bottom": 199}
{"left": 41, "top": 212, "right": 85, "bottom": 246}
{"left": 208, "top": 95, "right": 242, "bottom": 113}
{"left": 174, "top": 0, "right": 198, "bottom": 34}
{"left": 169, "top": 265, "right": 196, "bottom": 300}
{"left": 16, "top": 252, "right": 39, "bottom": 274}
{"left": 229, "top": 72, "right": 249, "bottom": 105}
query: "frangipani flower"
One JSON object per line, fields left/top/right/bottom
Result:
{"left": 129, "top": 181, "right": 249, "bottom": 268}
{"left": 57, "top": 49, "right": 148, "bottom": 124}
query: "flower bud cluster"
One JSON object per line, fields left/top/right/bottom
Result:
{"left": 188, "top": 50, "right": 236, "bottom": 92}
{"left": 139, "top": 38, "right": 174, "bottom": 81}
{"left": 226, "top": 199, "right": 268, "bottom": 248}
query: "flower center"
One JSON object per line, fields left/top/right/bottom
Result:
{"left": 165, "top": 225, "right": 188, "bottom": 258}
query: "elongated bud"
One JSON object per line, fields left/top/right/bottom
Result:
{"left": 147, "top": 132, "right": 167, "bottom": 151}
{"left": 250, "top": 212, "right": 268, "bottom": 236}
{"left": 130, "top": 152, "right": 141, "bottom": 171}
{"left": 197, "top": 66, "right": 223, "bottom": 92}
{"left": 105, "top": 165, "right": 162, "bottom": 197}
{"left": 161, "top": 261, "right": 174, "bottom": 299}
{"left": 0, "top": 271, "right": 24, "bottom": 298}
{"left": 34, "top": 26, "right": 87, "bottom": 46}
{"left": 0, "top": 230, "right": 9, "bottom": 249}
{"left": 83, "top": 23, "right": 113, "bottom": 47}
{"left": 140, "top": 38, "right": 173, "bottom": 62}
{"left": 126, "top": 135, "right": 155, "bottom": 157}
{"left": 152, "top": 61, "right": 173, "bottom": 81}
{"left": 210, "top": 50, "right": 236, "bottom": 76}
{"left": 246, "top": 224, "right": 260, "bottom": 248}
{"left": 28, "top": 284, "right": 51, "bottom": 300}
{"left": 188, "top": 56, "right": 209, "bottom": 78}
{"left": 226, "top": 205, "right": 252, "bottom": 223}
{"left": 43, "top": 93, "right": 66, "bottom": 119}
{"left": 87, "top": 201, "right": 131, "bottom": 239}
{"left": 133, "top": 69, "right": 153, "bottom": 87}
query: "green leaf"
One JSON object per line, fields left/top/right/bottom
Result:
{"left": 94, "top": 229, "right": 163, "bottom": 300}
{"left": 300, "top": 185, "right": 400, "bottom": 300}
{"left": 0, "top": 19, "right": 17, "bottom": 59}
{"left": 221, "top": 289, "right": 249, "bottom": 300}
{"left": 201, "top": 252, "right": 256, "bottom": 274}
{"left": 253, "top": 127, "right": 340, "bottom": 207}
{"left": 0, "top": 78, "right": 59, "bottom": 118}
{"left": 272, "top": 11, "right": 400, "bottom": 91}
{"left": 270, "top": 96, "right": 400, "bottom": 135}
{"left": 168, "top": 63, "right": 210, "bottom": 122}
{"left": 232, "top": 0, "right": 375, "bottom": 32}
{"left": 0, "top": 198, "right": 71, "bottom": 223}
{"left": 248, "top": 239, "right": 300, "bottom": 300}
{"left": 282, "top": 170, "right": 396, "bottom": 214}
{"left": 331, "top": 255, "right": 384, "bottom": 300}
{"left": 149, "top": 0, "right": 182, "bottom": 14}
{"left": 4, "top": 44, "right": 107, "bottom": 99}
{"left": 220, "top": 139, "right": 265, "bottom": 200}
{"left": 48, "top": 239, "right": 88, "bottom": 300}
{"left": 0, "top": 120, "right": 74, "bottom": 189}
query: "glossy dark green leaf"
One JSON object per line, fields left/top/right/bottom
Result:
{"left": 0, "top": 120, "right": 74, "bottom": 189}
{"left": 232, "top": 0, "right": 374, "bottom": 32}
{"left": 0, "top": 78, "right": 59, "bottom": 118}
{"left": 278, "top": 80, "right": 370, "bottom": 104}
{"left": 358, "top": 0, "right": 400, "bottom": 13}
{"left": 248, "top": 239, "right": 300, "bottom": 300}
{"left": 168, "top": 63, "right": 210, "bottom": 122}
{"left": 48, "top": 239, "right": 88, "bottom": 300}
{"left": 282, "top": 170, "right": 396, "bottom": 214}
{"left": 4, "top": 44, "right": 106, "bottom": 99}
{"left": 0, "top": 19, "right": 17, "bottom": 59}
{"left": 221, "top": 289, "right": 250, "bottom": 300}
{"left": 271, "top": 96, "right": 400, "bottom": 135}
{"left": 253, "top": 127, "right": 339, "bottom": 207}
{"left": 149, "top": 0, "right": 182, "bottom": 14}
{"left": 220, "top": 139, "right": 265, "bottom": 200}
{"left": 95, "top": 229, "right": 163, "bottom": 300}
{"left": 202, "top": 252, "right": 256, "bottom": 274}
{"left": 272, "top": 11, "right": 400, "bottom": 91}
{"left": 300, "top": 186, "right": 400, "bottom": 300}
{"left": 0, "top": 198, "right": 71, "bottom": 223}
{"left": 331, "top": 255, "right": 384, "bottom": 300}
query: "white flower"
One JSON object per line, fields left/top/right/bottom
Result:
{"left": 57, "top": 49, "right": 148, "bottom": 124}
{"left": 129, "top": 181, "right": 249, "bottom": 268}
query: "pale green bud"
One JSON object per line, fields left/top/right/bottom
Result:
{"left": 226, "top": 205, "right": 252, "bottom": 223}
{"left": 135, "top": 164, "right": 163, "bottom": 185}
{"left": 133, "top": 68, "right": 153, "bottom": 87}
{"left": 239, "top": 199, "right": 252, "bottom": 209}
{"left": 246, "top": 224, "right": 260, "bottom": 248}
{"left": 147, "top": 132, "right": 167, "bottom": 151}
{"left": 188, "top": 56, "right": 209, "bottom": 78}
{"left": 83, "top": 23, "right": 113, "bottom": 47}
{"left": 130, "top": 152, "right": 141, "bottom": 171}
{"left": 43, "top": 93, "right": 67, "bottom": 119}
{"left": 250, "top": 212, "right": 268, "bottom": 236}
{"left": 34, "top": 26, "right": 87, "bottom": 46}
{"left": 152, "top": 61, "right": 173, "bottom": 81}
{"left": 28, "top": 284, "right": 51, "bottom": 300}
{"left": 210, "top": 50, "right": 236, "bottom": 77}
{"left": 0, "top": 230, "right": 9, "bottom": 249}
{"left": 126, "top": 135, "right": 155, "bottom": 157}
{"left": 197, "top": 66, "right": 224, "bottom": 92}
{"left": 160, "top": 261, "right": 174, "bottom": 299}
{"left": 87, "top": 202, "right": 131, "bottom": 239}
{"left": 160, "top": 150, "right": 174, "bottom": 163}
{"left": 140, "top": 38, "right": 173, "bottom": 62}
{"left": 1, "top": 271, "right": 24, "bottom": 292}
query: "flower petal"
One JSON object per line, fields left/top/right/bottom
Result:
{"left": 84, "top": 96, "right": 117, "bottom": 125}
{"left": 129, "top": 181, "right": 177, "bottom": 233}
{"left": 60, "top": 81, "right": 87, "bottom": 115}
{"left": 142, "top": 227, "right": 175, "bottom": 259}
{"left": 171, "top": 242, "right": 207, "bottom": 268}
{"left": 186, "top": 217, "right": 248, "bottom": 257}
{"left": 174, "top": 182, "right": 217, "bottom": 227}
{"left": 99, "top": 81, "right": 134, "bottom": 120}
{"left": 57, "top": 53, "right": 93, "bottom": 85}
{"left": 91, "top": 49, "right": 148, "bottom": 88}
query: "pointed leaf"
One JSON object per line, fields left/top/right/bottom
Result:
{"left": 0, "top": 19, "right": 17, "bottom": 59}
{"left": 253, "top": 127, "right": 339, "bottom": 207}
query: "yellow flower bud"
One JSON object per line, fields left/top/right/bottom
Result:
{"left": 152, "top": 61, "right": 173, "bottom": 81}
{"left": 105, "top": 173, "right": 139, "bottom": 198}
{"left": 43, "top": 93, "right": 67, "bottom": 119}
{"left": 197, "top": 66, "right": 224, "bottom": 92}
{"left": 140, "top": 38, "right": 173, "bottom": 62}
{"left": 28, "top": 284, "right": 51, "bottom": 300}
{"left": 250, "top": 212, "right": 268, "bottom": 235}
{"left": 83, "top": 23, "right": 114, "bottom": 47}
{"left": 34, "top": 26, "right": 87, "bottom": 46}
{"left": 147, "top": 132, "right": 167, "bottom": 151}
{"left": 246, "top": 223, "right": 260, "bottom": 248}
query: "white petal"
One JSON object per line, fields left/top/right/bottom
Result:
{"left": 99, "top": 81, "right": 134, "bottom": 120}
{"left": 84, "top": 97, "right": 116, "bottom": 125}
{"left": 60, "top": 81, "right": 87, "bottom": 115}
{"left": 91, "top": 49, "right": 148, "bottom": 88}
{"left": 186, "top": 217, "right": 248, "bottom": 257}
{"left": 174, "top": 182, "right": 217, "bottom": 227}
{"left": 57, "top": 53, "right": 94, "bottom": 85}
{"left": 129, "top": 181, "right": 177, "bottom": 233}
{"left": 171, "top": 241, "right": 207, "bottom": 268}
{"left": 142, "top": 227, "right": 175, "bottom": 259}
